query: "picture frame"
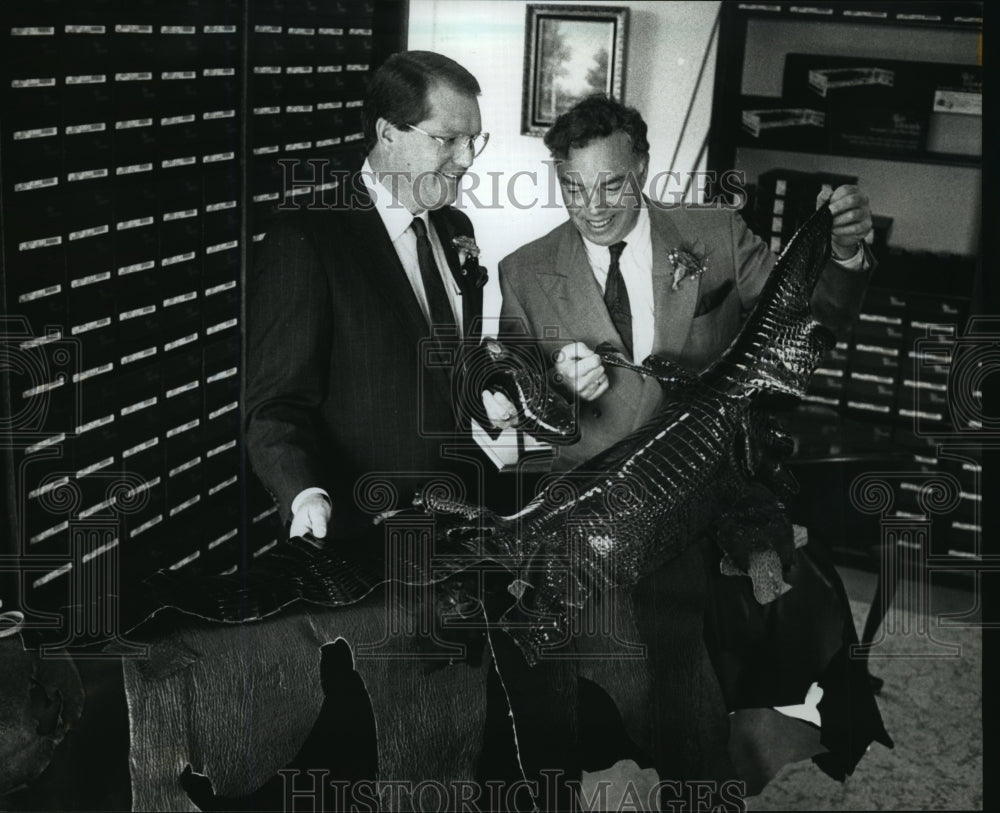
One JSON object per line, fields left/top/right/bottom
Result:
{"left": 521, "top": 4, "right": 629, "bottom": 137}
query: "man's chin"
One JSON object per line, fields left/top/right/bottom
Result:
{"left": 415, "top": 179, "right": 461, "bottom": 211}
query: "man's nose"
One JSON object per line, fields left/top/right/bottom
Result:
{"left": 452, "top": 140, "right": 475, "bottom": 169}
{"left": 583, "top": 188, "right": 604, "bottom": 215}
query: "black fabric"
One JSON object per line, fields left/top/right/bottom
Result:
{"left": 629, "top": 540, "right": 738, "bottom": 783}
{"left": 602, "top": 240, "right": 632, "bottom": 358}
{"left": 411, "top": 217, "right": 457, "bottom": 334}
{"left": 702, "top": 534, "right": 894, "bottom": 783}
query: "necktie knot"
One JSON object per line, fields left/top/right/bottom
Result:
{"left": 411, "top": 217, "right": 428, "bottom": 239}
{"left": 608, "top": 240, "right": 627, "bottom": 266}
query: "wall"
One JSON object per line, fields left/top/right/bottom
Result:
{"left": 407, "top": 0, "right": 721, "bottom": 325}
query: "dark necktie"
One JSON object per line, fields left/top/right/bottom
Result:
{"left": 603, "top": 240, "right": 632, "bottom": 358}
{"left": 410, "top": 217, "right": 456, "bottom": 335}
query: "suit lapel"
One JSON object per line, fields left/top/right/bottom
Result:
{"left": 346, "top": 182, "right": 429, "bottom": 342}
{"left": 429, "top": 208, "right": 481, "bottom": 339}
{"left": 537, "top": 213, "right": 703, "bottom": 360}
{"left": 537, "top": 223, "right": 621, "bottom": 348}
{"left": 344, "top": 181, "right": 457, "bottom": 406}
{"left": 649, "top": 205, "right": 700, "bottom": 361}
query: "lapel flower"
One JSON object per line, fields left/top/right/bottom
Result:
{"left": 452, "top": 235, "right": 489, "bottom": 289}
{"left": 666, "top": 240, "right": 709, "bottom": 291}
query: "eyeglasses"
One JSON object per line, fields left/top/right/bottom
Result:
{"left": 404, "top": 124, "right": 490, "bottom": 158}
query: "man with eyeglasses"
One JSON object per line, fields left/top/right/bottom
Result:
{"left": 247, "top": 50, "right": 496, "bottom": 542}
{"left": 244, "top": 50, "right": 515, "bottom": 802}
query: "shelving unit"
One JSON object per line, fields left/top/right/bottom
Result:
{"left": 706, "top": 1, "right": 983, "bottom": 570}
{"left": 0, "top": 0, "right": 406, "bottom": 641}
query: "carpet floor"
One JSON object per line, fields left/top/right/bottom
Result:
{"left": 747, "top": 567, "right": 983, "bottom": 811}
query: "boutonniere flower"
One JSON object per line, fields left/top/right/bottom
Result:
{"left": 666, "top": 240, "right": 709, "bottom": 291}
{"left": 452, "top": 235, "right": 481, "bottom": 265}
{"left": 452, "top": 235, "right": 489, "bottom": 289}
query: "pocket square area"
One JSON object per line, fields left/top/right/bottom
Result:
{"left": 694, "top": 279, "right": 735, "bottom": 317}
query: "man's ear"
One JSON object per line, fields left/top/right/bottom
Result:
{"left": 374, "top": 117, "right": 397, "bottom": 148}
{"left": 620, "top": 155, "right": 649, "bottom": 204}
{"left": 635, "top": 155, "right": 650, "bottom": 190}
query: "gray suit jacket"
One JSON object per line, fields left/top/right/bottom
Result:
{"left": 498, "top": 203, "right": 871, "bottom": 469}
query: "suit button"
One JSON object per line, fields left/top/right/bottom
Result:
{"left": 591, "top": 407, "right": 601, "bottom": 419}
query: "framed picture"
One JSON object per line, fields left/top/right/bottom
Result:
{"left": 522, "top": 4, "right": 629, "bottom": 137}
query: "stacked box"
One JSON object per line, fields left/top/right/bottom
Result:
{"left": 804, "top": 340, "right": 849, "bottom": 411}
{"left": 782, "top": 54, "right": 982, "bottom": 159}
{"left": 784, "top": 53, "right": 930, "bottom": 155}
{"left": 246, "top": 0, "right": 372, "bottom": 241}
{"left": 845, "top": 288, "right": 907, "bottom": 420}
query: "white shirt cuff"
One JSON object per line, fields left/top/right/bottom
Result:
{"left": 831, "top": 243, "right": 866, "bottom": 271}
{"left": 291, "top": 487, "right": 331, "bottom": 517}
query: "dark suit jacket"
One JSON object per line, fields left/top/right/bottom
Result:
{"left": 498, "top": 203, "right": 872, "bottom": 469}
{"left": 245, "top": 177, "right": 484, "bottom": 526}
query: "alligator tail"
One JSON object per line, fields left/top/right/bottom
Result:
{"left": 708, "top": 204, "right": 836, "bottom": 399}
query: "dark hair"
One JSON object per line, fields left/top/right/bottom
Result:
{"left": 543, "top": 94, "right": 649, "bottom": 161}
{"left": 362, "top": 51, "right": 481, "bottom": 151}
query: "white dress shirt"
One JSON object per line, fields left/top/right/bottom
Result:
{"left": 581, "top": 206, "right": 655, "bottom": 363}
{"left": 359, "top": 158, "right": 463, "bottom": 327}
{"left": 291, "top": 159, "right": 462, "bottom": 519}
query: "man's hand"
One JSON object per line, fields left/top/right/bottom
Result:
{"left": 816, "top": 184, "right": 873, "bottom": 259}
{"left": 482, "top": 389, "right": 518, "bottom": 430}
{"left": 290, "top": 492, "right": 331, "bottom": 539}
{"left": 554, "top": 342, "right": 609, "bottom": 402}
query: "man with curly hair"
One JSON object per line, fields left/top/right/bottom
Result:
{"left": 493, "top": 94, "right": 889, "bottom": 801}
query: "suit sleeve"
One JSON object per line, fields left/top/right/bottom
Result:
{"left": 498, "top": 258, "right": 575, "bottom": 405}
{"left": 730, "top": 208, "right": 777, "bottom": 311}
{"left": 729, "top": 210, "right": 872, "bottom": 339}
{"left": 810, "top": 243, "right": 874, "bottom": 338}
{"left": 245, "top": 218, "right": 336, "bottom": 522}
{"left": 498, "top": 258, "right": 535, "bottom": 342}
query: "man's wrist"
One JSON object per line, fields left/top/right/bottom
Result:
{"left": 831, "top": 240, "right": 860, "bottom": 260}
{"left": 831, "top": 242, "right": 866, "bottom": 271}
